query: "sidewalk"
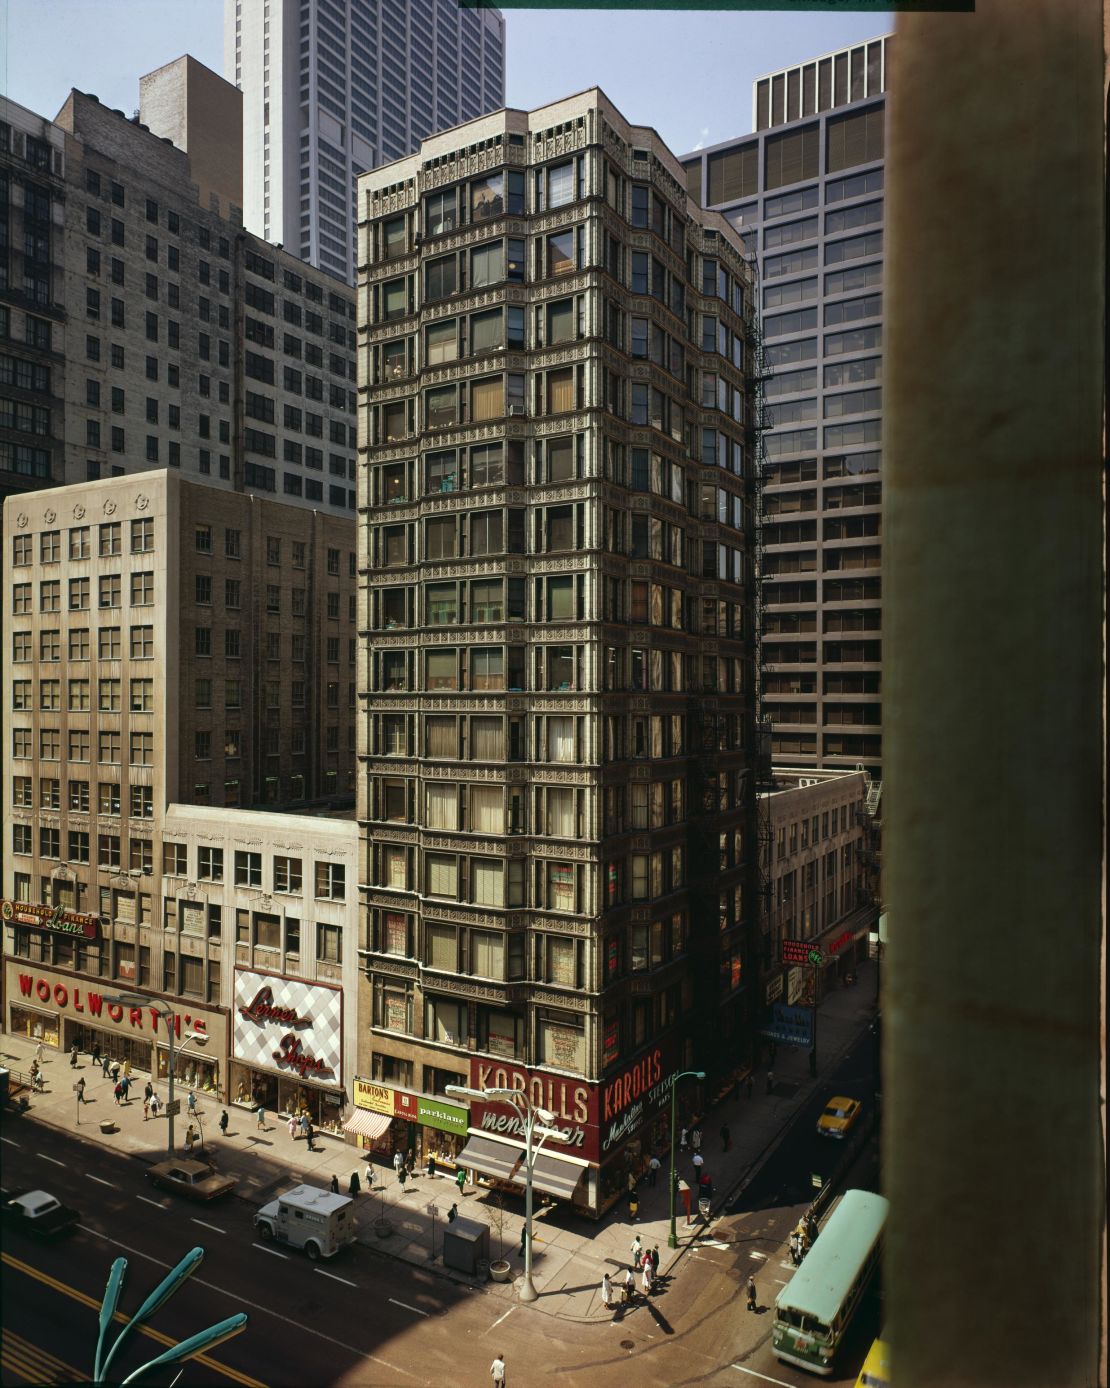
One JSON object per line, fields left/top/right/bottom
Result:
{"left": 0, "top": 961, "right": 877, "bottom": 1321}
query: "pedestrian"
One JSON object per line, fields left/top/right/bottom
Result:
{"left": 427, "top": 1153, "right": 437, "bottom": 1179}
{"left": 679, "top": 1126, "right": 688, "bottom": 1151}
{"left": 766, "top": 1070, "right": 775, "bottom": 1095}
{"left": 91, "top": 1040, "right": 101, "bottom": 1068}
{"left": 299, "top": 1113, "right": 310, "bottom": 1139}
{"left": 720, "top": 1124, "right": 731, "bottom": 1152}
{"left": 256, "top": 1104, "right": 266, "bottom": 1130}
{"left": 184, "top": 1131, "right": 194, "bottom": 1155}
{"left": 288, "top": 1114, "right": 298, "bottom": 1140}
{"left": 631, "top": 1234, "right": 643, "bottom": 1265}
{"left": 34, "top": 1042, "right": 45, "bottom": 1067}
{"left": 393, "top": 1150, "right": 405, "bottom": 1177}
{"left": 490, "top": 1352, "right": 506, "bottom": 1387}
{"left": 746, "top": 1073, "right": 754, "bottom": 1100}
{"left": 120, "top": 1074, "right": 130, "bottom": 1101}
{"left": 305, "top": 1121, "right": 316, "bottom": 1152}
{"left": 365, "top": 1159, "right": 375, "bottom": 1188}
{"left": 144, "top": 1081, "right": 153, "bottom": 1104}
{"left": 101, "top": 1054, "right": 110, "bottom": 1078}
{"left": 113, "top": 1081, "right": 123, "bottom": 1106}
{"left": 70, "top": 1043, "right": 79, "bottom": 1068}
{"left": 648, "top": 1154, "right": 660, "bottom": 1187}
{"left": 629, "top": 1191, "right": 639, "bottom": 1221}
{"left": 406, "top": 1150, "right": 415, "bottom": 1174}
{"left": 185, "top": 1123, "right": 196, "bottom": 1147}
{"left": 110, "top": 1061, "right": 121, "bottom": 1083}
{"left": 187, "top": 1090, "right": 197, "bottom": 1117}
{"left": 218, "top": 1109, "right": 229, "bottom": 1137}
{"left": 641, "top": 1260, "right": 654, "bottom": 1297}
{"left": 789, "top": 1232, "right": 802, "bottom": 1266}
{"left": 455, "top": 1166, "right": 467, "bottom": 1195}
{"left": 123, "top": 1059, "right": 131, "bottom": 1080}
{"left": 626, "top": 1169, "right": 636, "bottom": 1195}
{"left": 447, "top": 1202, "right": 458, "bottom": 1222}
{"left": 691, "top": 1127, "right": 702, "bottom": 1153}
{"left": 641, "top": 1248, "right": 652, "bottom": 1272}
{"left": 746, "top": 1275, "right": 757, "bottom": 1312}
{"left": 149, "top": 1092, "right": 160, "bottom": 1119}
{"left": 76, "top": 1076, "right": 86, "bottom": 1103}
{"left": 348, "top": 1171, "right": 361, "bottom": 1197}
{"left": 622, "top": 1268, "right": 636, "bottom": 1304}
{"left": 601, "top": 1272, "right": 614, "bottom": 1310}
{"left": 651, "top": 1246, "right": 660, "bottom": 1277}
{"left": 330, "top": 1174, "right": 340, "bottom": 1194}
{"left": 398, "top": 1164, "right": 408, "bottom": 1190}
{"left": 692, "top": 1152, "right": 704, "bottom": 1174}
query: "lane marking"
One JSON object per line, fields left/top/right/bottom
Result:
{"left": 36, "top": 1152, "right": 64, "bottom": 1166}
{"left": 137, "top": 1195, "right": 163, "bottom": 1208}
{"left": 732, "top": 1366, "right": 797, "bottom": 1387}
{"left": 773, "top": 1278, "right": 788, "bottom": 1285}
{"left": 87, "top": 1175, "right": 116, "bottom": 1188}
{"left": 1, "top": 1137, "right": 21, "bottom": 1147}
{"left": 191, "top": 1217, "right": 226, "bottom": 1234}
{"left": 488, "top": 1306, "right": 515, "bottom": 1332}
{"left": 253, "top": 1243, "right": 289, "bottom": 1258}
{"left": 315, "top": 1268, "right": 356, "bottom": 1287}
{"left": 389, "top": 1297, "right": 429, "bottom": 1317}
{"left": 749, "top": 1250, "right": 768, "bottom": 1260}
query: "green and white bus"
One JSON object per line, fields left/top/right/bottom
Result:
{"left": 772, "top": 1189, "right": 888, "bottom": 1376}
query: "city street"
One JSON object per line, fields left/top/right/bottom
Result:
{"left": 1, "top": 1018, "right": 881, "bottom": 1386}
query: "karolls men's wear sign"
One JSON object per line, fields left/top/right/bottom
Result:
{"left": 233, "top": 971, "right": 342, "bottom": 1085}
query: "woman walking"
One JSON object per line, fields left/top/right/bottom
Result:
{"left": 601, "top": 1273, "right": 614, "bottom": 1310}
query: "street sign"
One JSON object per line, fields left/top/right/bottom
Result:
{"left": 426, "top": 1203, "right": 437, "bottom": 1216}
{"left": 808, "top": 948, "right": 823, "bottom": 965}
{"left": 782, "top": 938, "right": 823, "bottom": 966}
{"left": 811, "top": 1173, "right": 823, "bottom": 1189}
{"left": 164, "top": 1099, "right": 181, "bottom": 1116}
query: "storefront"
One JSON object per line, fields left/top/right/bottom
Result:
{"left": 230, "top": 970, "right": 346, "bottom": 1134}
{"left": 346, "top": 1078, "right": 469, "bottom": 1166}
{"left": 2, "top": 959, "right": 227, "bottom": 1090}
{"left": 455, "top": 1045, "right": 688, "bottom": 1219}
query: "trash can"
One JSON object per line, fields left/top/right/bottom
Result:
{"left": 441, "top": 1216, "right": 489, "bottom": 1275}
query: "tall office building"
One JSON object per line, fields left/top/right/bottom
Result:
{"left": 227, "top": 0, "right": 505, "bottom": 283}
{"left": 682, "top": 36, "right": 890, "bottom": 781}
{"left": 1, "top": 73, "right": 357, "bottom": 514}
{"left": 357, "top": 92, "right": 759, "bottom": 1216}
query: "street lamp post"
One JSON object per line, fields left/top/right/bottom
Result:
{"left": 105, "top": 992, "right": 208, "bottom": 1157}
{"left": 446, "top": 1084, "right": 570, "bottom": 1302}
{"left": 668, "top": 1069, "right": 706, "bottom": 1249}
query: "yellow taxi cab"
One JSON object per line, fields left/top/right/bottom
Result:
{"left": 816, "top": 1094, "right": 862, "bottom": 1139}
{"left": 855, "top": 1335, "right": 889, "bottom": 1387}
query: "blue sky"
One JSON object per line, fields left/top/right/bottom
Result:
{"left": 1, "top": 2, "right": 888, "bottom": 157}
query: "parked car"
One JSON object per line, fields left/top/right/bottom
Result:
{"left": 146, "top": 1159, "right": 237, "bottom": 1202}
{"left": 816, "top": 1095, "right": 862, "bottom": 1139}
{"left": 1, "top": 1188, "right": 79, "bottom": 1237}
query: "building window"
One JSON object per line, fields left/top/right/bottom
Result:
{"left": 314, "top": 862, "right": 345, "bottom": 900}
{"left": 234, "top": 851, "right": 262, "bottom": 887}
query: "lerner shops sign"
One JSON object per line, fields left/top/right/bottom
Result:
{"left": 233, "top": 971, "right": 341, "bottom": 1085}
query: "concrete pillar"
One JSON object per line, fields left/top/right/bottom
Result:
{"left": 883, "top": 3, "right": 1105, "bottom": 1385}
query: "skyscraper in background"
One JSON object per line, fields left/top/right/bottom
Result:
{"left": 682, "top": 36, "right": 889, "bottom": 785}
{"left": 227, "top": 0, "right": 506, "bottom": 284}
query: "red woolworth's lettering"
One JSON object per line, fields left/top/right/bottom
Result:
{"left": 17, "top": 974, "right": 33, "bottom": 997}
{"left": 53, "top": 983, "right": 68, "bottom": 1008}
{"left": 107, "top": 1003, "right": 123, "bottom": 1023}
{"left": 36, "top": 979, "right": 50, "bottom": 1002}
{"left": 272, "top": 1033, "right": 331, "bottom": 1079}
{"left": 87, "top": 993, "right": 103, "bottom": 1016}
{"left": 240, "top": 986, "right": 307, "bottom": 1027}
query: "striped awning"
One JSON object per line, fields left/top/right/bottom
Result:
{"left": 529, "top": 1152, "right": 584, "bottom": 1201}
{"left": 457, "top": 1134, "right": 523, "bottom": 1183}
{"left": 343, "top": 1109, "right": 393, "bottom": 1139}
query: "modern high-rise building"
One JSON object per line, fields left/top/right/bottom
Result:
{"left": 227, "top": 0, "right": 506, "bottom": 283}
{"left": 682, "top": 36, "right": 890, "bottom": 782}
{"left": 1, "top": 73, "right": 357, "bottom": 515}
{"left": 357, "top": 91, "right": 759, "bottom": 1216}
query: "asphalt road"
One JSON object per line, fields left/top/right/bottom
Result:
{"left": 0, "top": 1025, "right": 883, "bottom": 1387}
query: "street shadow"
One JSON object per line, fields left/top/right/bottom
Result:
{"left": 641, "top": 1298, "right": 674, "bottom": 1334}
{"left": 536, "top": 1279, "right": 595, "bottom": 1298}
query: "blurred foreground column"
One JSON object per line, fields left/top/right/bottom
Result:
{"left": 884, "top": 2, "right": 1105, "bottom": 1385}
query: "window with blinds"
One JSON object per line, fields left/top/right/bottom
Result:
{"left": 426, "top": 783, "right": 459, "bottom": 830}
{"left": 472, "top": 858, "right": 504, "bottom": 907}
{"left": 426, "top": 650, "right": 457, "bottom": 690}
{"left": 470, "top": 784, "right": 504, "bottom": 834}
{"left": 426, "top": 583, "right": 457, "bottom": 625}
{"left": 426, "top": 716, "right": 458, "bottom": 758}
{"left": 471, "top": 648, "right": 504, "bottom": 691}
{"left": 470, "top": 242, "right": 505, "bottom": 288}
{"left": 547, "top": 368, "right": 574, "bottom": 414}
{"left": 706, "top": 143, "right": 758, "bottom": 206}
{"left": 471, "top": 716, "right": 503, "bottom": 761}
{"left": 427, "top": 996, "right": 466, "bottom": 1044}
{"left": 826, "top": 107, "right": 885, "bottom": 174}
{"left": 548, "top": 576, "right": 574, "bottom": 620}
{"left": 470, "top": 308, "right": 502, "bottom": 354}
{"left": 764, "top": 124, "right": 819, "bottom": 192}
{"left": 470, "top": 929, "right": 504, "bottom": 978}
{"left": 426, "top": 922, "right": 457, "bottom": 970}
{"left": 548, "top": 716, "right": 577, "bottom": 763}
{"left": 425, "top": 320, "right": 457, "bottom": 365}
{"left": 545, "top": 786, "right": 577, "bottom": 838}
{"left": 426, "top": 854, "right": 457, "bottom": 898}
{"left": 471, "top": 376, "right": 503, "bottom": 422}
{"left": 547, "top": 161, "right": 575, "bottom": 208}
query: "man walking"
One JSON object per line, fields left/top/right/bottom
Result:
{"left": 256, "top": 1104, "right": 267, "bottom": 1131}
{"left": 490, "top": 1352, "right": 506, "bottom": 1387}
{"left": 648, "top": 1154, "right": 660, "bottom": 1187}
{"left": 631, "top": 1233, "right": 643, "bottom": 1267}
{"left": 34, "top": 1041, "right": 45, "bottom": 1068}
{"left": 455, "top": 1166, "right": 467, "bottom": 1196}
{"left": 218, "top": 1109, "right": 229, "bottom": 1138}
{"left": 75, "top": 1076, "right": 86, "bottom": 1104}
{"left": 650, "top": 1245, "right": 660, "bottom": 1277}
{"left": 746, "top": 1275, "right": 758, "bottom": 1312}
